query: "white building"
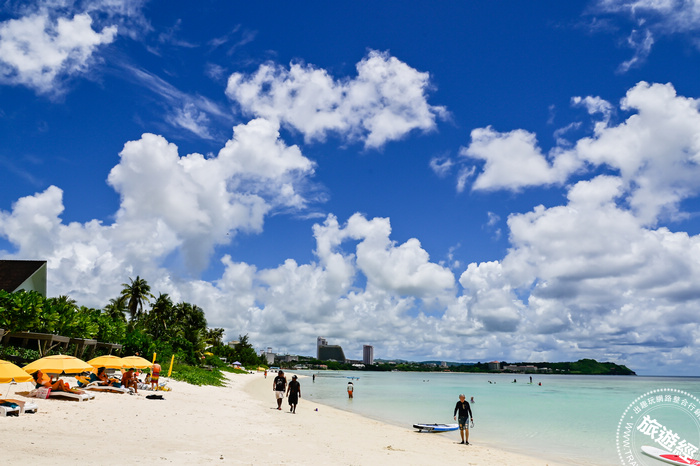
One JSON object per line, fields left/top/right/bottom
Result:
{"left": 262, "top": 347, "right": 275, "bottom": 365}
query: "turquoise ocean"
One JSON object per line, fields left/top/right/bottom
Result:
{"left": 297, "top": 370, "right": 700, "bottom": 465}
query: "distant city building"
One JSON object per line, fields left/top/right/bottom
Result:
{"left": 318, "top": 345, "right": 346, "bottom": 363}
{"left": 503, "top": 364, "right": 540, "bottom": 373}
{"left": 262, "top": 347, "right": 275, "bottom": 365}
{"left": 363, "top": 345, "right": 374, "bottom": 365}
{"left": 440, "top": 361, "right": 448, "bottom": 368}
{"left": 317, "top": 336, "right": 328, "bottom": 359}
{"left": 488, "top": 361, "right": 501, "bottom": 371}
{"left": 316, "top": 336, "right": 346, "bottom": 362}
{"left": 227, "top": 340, "right": 240, "bottom": 348}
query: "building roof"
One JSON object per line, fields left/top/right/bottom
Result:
{"left": 0, "top": 260, "right": 47, "bottom": 293}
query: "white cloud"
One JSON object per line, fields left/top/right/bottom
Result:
{"left": 226, "top": 50, "right": 448, "bottom": 149}
{"left": 124, "top": 66, "right": 232, "bottom": 139}
{"left": 461, "top": 82, "right": 700, "bottom": 226}
{"left": 0, "top": 0, "right": 151, "bottom": 95}
{"left": 422, "top": 80, "right": 700, "bottom": 373}
{"left": 429, "top": 155, "right": 454, "bottom": 177}
{"left": 459, "top": 126, "right": 579, "bottom": 191}
{"left": 618, "top": 28, "right": 655, "bottom": 73}
{"left": 572, "top": 95, "right": 613, "bottom": 122}
{"left": 0, "top": 117, "right": 318, "bottom": 300}
{"left": 0, "top": 12, "right": 117, "bottom": 94}
{"left": 596, "top": 0, "right": 700, "bottom": 31}
{"left": 106, "top": 118, "right": 314, "bottom": 271}
{"left": 572, "top": 82, "right": 700, "bottom": 223}
{"left": 593, "top": 0, "right": 700, "bottom": 70}
{"left": 459, "top": 261, "right": 523, "bottom": 332}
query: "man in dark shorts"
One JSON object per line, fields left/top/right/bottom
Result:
{"left": 286, "top": 375, "right": 301, "bottom": 413}
{"left": 453, "top": 394, "right": 473, "bottom": 444}
{"left": 273, "top": 370, "right": 287, "bottom": 410}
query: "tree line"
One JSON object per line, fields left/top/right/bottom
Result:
{"left": 0, "top": 276, "right": 265, "bottom": 368}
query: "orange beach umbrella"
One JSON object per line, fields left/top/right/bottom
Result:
{"left": 87, "top": 355, "right": 124, "bottom": 370}
{"left": 0, "top": 359, "right": 34, "bottom": 383}
{"left": 23, "top": 355, "right": 93, "bottom": 376}
{"left": 121, "top": 356, "right": 153, "bottom": 369}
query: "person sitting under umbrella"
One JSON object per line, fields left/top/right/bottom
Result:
{"left": 121, "top": 368, "right": 138, "bottom": 393}
{"left": 94, "top": 367, "right": 122, "bottom": 386}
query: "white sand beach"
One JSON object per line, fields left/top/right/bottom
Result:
{"left": 0, "top": 372, "right": 565, "bottom": 465}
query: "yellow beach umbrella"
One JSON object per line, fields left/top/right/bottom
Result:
{"left": 23, "top": 354, "right": 93, "bottom": 375}
{"left": 121, "top": 355, "right": 153, "bottom": 369}
{"left": 87, "top": 355, "right": 124, "bottom": 370}
{"left": 0, "top": 359, "right": 34, "bottom": 383}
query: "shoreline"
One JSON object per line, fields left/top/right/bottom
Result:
{"left": 1, "top": 372, "right": 567, "bottom": 465}
{"left": 244, "top": 372, "right": 568, "bottom": 465}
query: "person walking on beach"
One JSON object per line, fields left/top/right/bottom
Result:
{"left": 287, "top": 375, "right": 301, "bottom": 413}
{"left": 273, "top": 370, "right": 287, "bottom": 410}
{"left": 453, "top": 394, "right": 473, "bottom": 445}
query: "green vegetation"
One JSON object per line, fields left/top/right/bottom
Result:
{"left": 167, "top": 361, "right": 228, "bottom": 386}
{"left": 0, "top": 277, "right": 267, "bottom": 384}
{"left": 0, "top": 345, "right": 41, "bottom": 362}
{"left": 544, "top": 358, "right": 636, "bottom": 375}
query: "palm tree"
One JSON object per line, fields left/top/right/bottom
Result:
{"left": 120, "top": 276, "right": 155, "bottom": 322}
{"left": 172, "top": 302, "right": 209, "bottom": 360}
{"left": 146, "top": 293, "right": 173, "bottom": 340}
{"left": 104, "top": 295, "right": 128, "bottom": 322}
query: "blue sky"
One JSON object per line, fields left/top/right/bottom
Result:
{"left": 2, "top": 1, "right": 700, "bottom": 375}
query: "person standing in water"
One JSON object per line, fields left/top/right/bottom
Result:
{"left": 287, "top": 375, "right": 301, "bottom": 413}
{"left": 453, "top": 394, "right": 473, "bottom": 445}
{"left": 347, "top": 381, "right": 354, "bottom": 398}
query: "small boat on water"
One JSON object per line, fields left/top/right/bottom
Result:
{"left": 413, "top": 423, "right": 459, "bottom": 433}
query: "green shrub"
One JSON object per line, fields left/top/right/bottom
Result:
{"left": 168, "top": 362, "right": 227, "bottom": 386}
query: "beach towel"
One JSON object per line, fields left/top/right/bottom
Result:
{"left": 34, "top": 387, "right": 51, "bottom": 399}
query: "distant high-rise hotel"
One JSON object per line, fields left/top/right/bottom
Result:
{"left": 316, "top": 336, "right": 346, "bottom": 362}
{"left": 316, "top": 336, "right": 328, "bottom": 358}
{"left": 363, "top": 345, "right": 374, "bottom": 365}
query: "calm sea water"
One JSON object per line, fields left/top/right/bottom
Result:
{"left": 297, "top": 370, "right": 700, "bottom": 466}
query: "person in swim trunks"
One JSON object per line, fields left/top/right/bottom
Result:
{"left": 273, "top": 370, "right": 287, "bottom": 410}
{"left": 151, "top": 363, "right": 161, "bottom": 389}
{"left": 453, "top": 394, "right": 473, "bottom": 445}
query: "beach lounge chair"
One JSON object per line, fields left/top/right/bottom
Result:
{"left": 85, "top": 384, "right": 131, "bottom": 394}
{"left": 0, "top": 398, "right": 38, "bottom": 414}
{"left": 47, "top": 390, "right": 95, "bottom": 402}
{"left": 26, "top": 388, "right": 96, "bottom": 402}
{"left": 0, "top": 401, "right": 20, "bottom": 416}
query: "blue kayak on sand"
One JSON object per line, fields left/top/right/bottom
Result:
{"left": 413, "top": 423, "right": 459, "bottom": 433}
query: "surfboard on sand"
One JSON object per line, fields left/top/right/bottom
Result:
{"left": 413, "top": 423, "right": 459, "bottom": 433}
{"left": 641, "top": 446, "right": 700, "bottom": 465}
